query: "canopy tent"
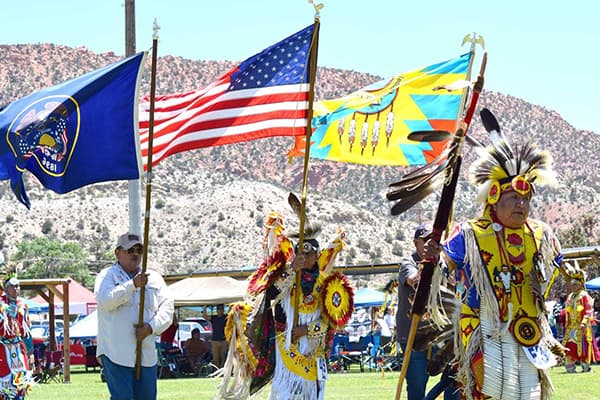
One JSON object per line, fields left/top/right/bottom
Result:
{"left": 167, "top": 276, "right": 247, "bottom": 307}
{"left": 31, "top": 277, "right": 96, "bottom": 316}
{"left": 354, "top": 287, "right": 386, "bottom": 307}
{"left": 68, "top": 310, "right": 97, "bottom": 339}
{"left": 585, "top": 276, "right": 600, "bottom": 290}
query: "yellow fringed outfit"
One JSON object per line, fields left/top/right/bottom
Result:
{"left": 217, "top": 212, "right": 353, "bottom": 400}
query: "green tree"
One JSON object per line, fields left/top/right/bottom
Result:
{"left": 12, "top": 237, "right": 94, "bottom": 288}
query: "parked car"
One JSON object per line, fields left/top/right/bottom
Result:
{"left": 30, "top": 325, "right": 51, "bottom": 346}
{"left": 184, "top": 317, "right": 212, "bottom": 338}
{"left": 30, "top": 319, "right": 65, "bottom": 335}
{"left": 30, "top": 320, "right": 65, "bottom": 345}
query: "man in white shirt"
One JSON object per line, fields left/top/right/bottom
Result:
{"left": 95, "top": 233, "right": 173, "bottom": 400}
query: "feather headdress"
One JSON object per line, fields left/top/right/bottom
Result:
{"left": 469, "top": 108, "right": 557, "bottom": 204}
{"left": 563, "top": 261, "right": 585, "bottom": 282}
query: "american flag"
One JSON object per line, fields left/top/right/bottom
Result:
{"left": 139, "top": 24, "right": 315, "bottom": 170}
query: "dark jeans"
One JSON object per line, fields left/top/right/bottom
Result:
{"left": 399, "top": 343, "right": 429, "bottom": 400}
{"left": 101, "top": 355, "right": 157, "bottom": 400}
{"left": 424, "top": 366, "right": 459, "bottom": 400}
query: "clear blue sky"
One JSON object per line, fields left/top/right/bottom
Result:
{"left": 2, "top": 0, "right": 598, "bottom": 133}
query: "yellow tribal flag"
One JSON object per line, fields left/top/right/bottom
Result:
{"left": 289, "top": 53, "right": 472, "bottom": 166}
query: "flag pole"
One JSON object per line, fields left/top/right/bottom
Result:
{"left": 135, "top": 19, "right": 160, "bottom": 379}
{"left": 125, "top": 0, "right": 143, "bottom": 236}
{"left": 456, "top": 33, "right": 483, "bottom": 121}
{"left": 293, "top": 4, "right": 322, "bottom": 330}
{"left": 393, "top": 52, "right": 487, "bottom": 400}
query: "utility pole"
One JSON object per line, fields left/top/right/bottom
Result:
{"left": 125, "top": 0, "right": 142, "bottom": 236}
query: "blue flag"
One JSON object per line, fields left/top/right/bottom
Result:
{"left": 0, "top": 52, "right": 146, "bottom": 208}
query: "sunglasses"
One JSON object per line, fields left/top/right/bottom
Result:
{"left": 122, "top": 246, "right": 143, "bottom": 255}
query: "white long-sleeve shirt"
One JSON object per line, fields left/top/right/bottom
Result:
{"left": 94, "top": 263, "right": 174, "bottom": 367}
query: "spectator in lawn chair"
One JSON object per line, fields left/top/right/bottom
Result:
{"left": 425, "top": 119, "right": 565, "bottom": 400}
{"left": 562, "top": 266, "right": 600, "bottom": 372}
{"left": 203, "top": 304, "right": 228, "bottom": 369}
{"left": 185, "top": 328, "right": 211, "bottom": 375}
{"left": 95, "top": 232, "right": 174, "bottom": 400}
{"left": 0, "top": 275, "right": 34, "bottom": 399}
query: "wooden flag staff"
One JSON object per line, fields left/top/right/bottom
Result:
{"left": 292, "top": 4, "right": 322, "bottom": 330}
{"left": 135, "top": 19, "right": 160, "bottom": 379}
{"left": 394, "top": 52, "right": 487, "bottom": 400}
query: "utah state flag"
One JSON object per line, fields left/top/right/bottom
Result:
{"left": 0, "top": 52, "right": 146, "bottom": 208}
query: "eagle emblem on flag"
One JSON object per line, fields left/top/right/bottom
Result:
{"left": 6, "top": 97, "right": 78, "bottom": 176}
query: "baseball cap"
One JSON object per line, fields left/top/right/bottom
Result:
{"left": 116, "top": 233, "right": 143, "bottom": 250}
{"left": 4, "top": 277, "right": 19, "bottom": 288}
{"left": 414, "top": 224, "right": 432, "bottom": 240}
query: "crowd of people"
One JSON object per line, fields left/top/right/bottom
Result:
{"left": 2, "top": 109, "right": 598, "bottom": 400}
{"left": 4, "top": 198, "right": 598, "bottom": 400}
{"left": 10, "top": 199, "right": 590, "bottom": 400}
{"left": 6, "top": 189, "right": 599, "bottom": 400}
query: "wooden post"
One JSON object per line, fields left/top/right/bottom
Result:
{"left": 62, "top": 280, "right": 71, "bottom": 383}
{"left": 48, "top": 291, "right": 56, "bottom": 351}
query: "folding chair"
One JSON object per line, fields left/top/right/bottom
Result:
{"left": 196, "top": 354, "right": 217, "bottom": 378}
{"left": 176, "top": 347, "right": 214, "bottom": 377}
{"left": 339, "top": 335, "right": 371, "bottom": 372}
{"left": 328, "top": 333, "right": 350, "bottom": 373}
{"left": 41, "top": 350, "right": 64, "bottom": 383}
{"left": 85, "top": 345, "right": 100, "bottom": 372}
{"left": 157, "top": 343, "right": 182, "bottom": 379}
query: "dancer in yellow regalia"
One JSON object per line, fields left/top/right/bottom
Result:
{"left": 425, "top": 109, "right": 564, "bottom": 400}
{"left": 217, "top": 195, "right": 354, "bottom": 400}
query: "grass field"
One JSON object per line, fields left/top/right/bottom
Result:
{"left": 26, "top": 365, "right": 598, "bottom": 399}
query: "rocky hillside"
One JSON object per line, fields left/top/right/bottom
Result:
{"left": 0, "top": 44, "right": 599, "bottom": 287}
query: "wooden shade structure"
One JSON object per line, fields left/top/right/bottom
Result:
{"left": 162, "top": 245, "right": 600, "bottom": 284}
{"left": 20, "top": 278, "right": 72, "bottom": 383}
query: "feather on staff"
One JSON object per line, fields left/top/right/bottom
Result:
{"left": 386, "top": 132, "right": 463, "bottom": 216}
{"left": 287, "top": 192, "right": 321, "bottom": 240}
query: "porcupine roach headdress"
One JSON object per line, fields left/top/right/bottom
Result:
{"left": 469, "top": 108, "right": 558, "bottom": 206}
{"left": 562, "top": 261, "right": 585, "bottom": 284}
